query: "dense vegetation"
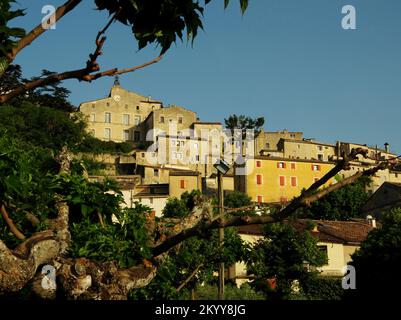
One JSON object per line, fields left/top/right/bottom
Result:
{"left": 295, "top": 176, "right": 371, "bottom": 221}
{"left": 348, "top": 208, "right": 401, "bottom": 300}
{"left": 246, "top": 221, "right": 328, "bottom": 300}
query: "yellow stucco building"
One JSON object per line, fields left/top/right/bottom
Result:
{"left": 235, "top": 157, "right": 336, "bottom": 204}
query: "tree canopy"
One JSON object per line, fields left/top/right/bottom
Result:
{"left": 348, "top": 208, "right": 401, "bottom": 300}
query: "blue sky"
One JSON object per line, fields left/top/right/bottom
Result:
{"left": 11, "top": 0, "right": 401, "bottom": 154}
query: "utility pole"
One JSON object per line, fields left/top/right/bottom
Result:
{"left": 218, "top": 171, "right": 225, "bottom": 300}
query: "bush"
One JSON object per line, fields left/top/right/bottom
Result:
{"left": 300, "top": 276, "right": 344, "bottom": 300}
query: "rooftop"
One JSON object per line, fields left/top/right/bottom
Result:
{"left": 238, "top": 219, "right": 374, "bottom": 244}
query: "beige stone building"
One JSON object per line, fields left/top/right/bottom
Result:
{"left": 255, "top": 129, "right": 303, "bottom": 154}
{"left": 277, "top": 139, "right": 336, "bottom": 162}
{"left": 79, "top": 79, "right": 162, "bottom": 145}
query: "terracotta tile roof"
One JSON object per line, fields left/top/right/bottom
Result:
{"left": 237, "top": 219, "right": 374, "bottom": 245}
{"left": 169, "top": 170, "right": 200, "bottom": 176}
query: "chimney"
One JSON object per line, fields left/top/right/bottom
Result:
{"left": 384, "top": 142, "right": 389, "bottom": 153}
{"left": 366, "top": 215, "right": 377, "bottom": 228}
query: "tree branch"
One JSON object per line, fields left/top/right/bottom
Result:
{"left": 0, "top": 55, "right": 163, "bottom": 104}
{"left": 176, "top": 263, "right": 204, "bottom": 292}
{"left": 7, "top": 0, "right": 83, "bottom": 63}
{"left": 1, "top": 204, "right": 25, "bottom": 240}
{"left": 0, "top": 3, "right": 161, "bottom": 105}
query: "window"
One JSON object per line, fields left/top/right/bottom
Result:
{"left": 256, "top": 160, "right": 262, "bottom": 168}
{"left": 318, "top": 154, "right": 323, "bottom": 161}
{"left": 256, "top": 174, "right": 262, "bottom": 185}
{"left": 311, "top": 164, "right": 321, "bottom": 171}
{"left": 90, "top": 113, "right": 96, "bottom": 122}
{"left": 154, "top": 169, "right": 159, "bottom": 177}
{"left": 134, "top": 131, "right": 140, "bottom": 142}
{"left": 178, "top": 117, "right": 183, "bottom": 124}
{"left": 106, "top": 102, "right": 110, "bottom": 107}
{"left": 150, "top": 198, "right": 154, "bottom": 204}
{"left": 297, "top": 144, "right": 301, "bottom": 149}
{"left": 194, "top": 143, "right": 199, "bottom": 150}
{"left": 291, "top": 163, "right": 296, "bottom": 170}
{"left": 180, "top": 180, "right": 187, "bottom": 189}
{"left": 291, "top": 176, "right": 297, "bottom": 187}
{"left": 279, "top": 176, "right": 285, "bottom": 186}
{"left": 277, "top": 162, "right": 286, "bottom": 169}
{"left": 123, "top": 114, "right": 130, "bottom": 125}
{"left": 266, "top": 143, "right": 270, "bottom": 149}
{"left": 280, "top": 197, "right": 288, "bottom": 203}
{"left": 136, "top": 106, "right": 140, "bottom": 110}
{"left": 91, "top": 103, "right": 95, "bottom": 109}
{"left": 318, "top": 245, "right": 328, "bottom": 263}
{"left": 134, "top": 115, "right": 141, "bottom": 125}
{"left": 195, "top": 155, "right": 200, "bottom": 162}
{"left": 257, "top": 195, "right": 263, "bottom": 204}
{"left": 123, "top": 130, "right": 130, "bottom": 141}
{"left": 104, "top": 128, "right": 111, "bottom": 140}
{"left": 160, "top": 116, "right": 165, "bottom": 123}
{"left": 317, "top": 146, "right": 323, "bottom": 151}
{"left": 173, "top": 152, "right": 183, "bottom": 160}
{"left": 105, "top": 112, "right": 111, "bottom": 123}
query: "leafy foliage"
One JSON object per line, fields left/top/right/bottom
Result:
{"left": 0, "top": 102, "right": 87, "bottom": 151}
{"left": 224, "top": 191, "right": 253, "bottom": 216}
{"left": 224, "top": 114, "right": 265, "bottom": 137}
{"left": 0, "top": 131, "right": 151, "bottom": 268}
{"left": 94, "top": 0, "right": 248, "bottom": 54}
{"left": 246, "top": 221, "right": 327, "bottom": 300}
{"left": 162, "top": 190, "right": 202, "bottom": 218}
{"left": 0, "top": 0, "right": 25, "bottom": 74}
{"left": 299, "top": 276, "right": 344, "bottom": 300}
{"left": 70, "top": 204, "right": 152, "bottom": 268}
{"left": 132, "top": 190, "right": 249, "bottom": 299}
{"left": 130, "top": 226, "right": 247, "bottom": 300}
{"left": 188, "top": 283, "right": 265, "bottom": 300}
{"left": 295, "top": 176, "right": 371, "bottom": 220}
{"left": 347, "top": 208, "right": 401, "bottom": 300}
{"left": 0, "top": 132, "right": 58, "bottom": 247}
{"left": 0, "top": 65, "right": 75, "bottom": 111}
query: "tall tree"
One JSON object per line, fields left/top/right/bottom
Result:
{"left": 246, "top": 221, "right": 327, "bottom": 300}
{"left": 224, "top": 114, "right": 265, "bottom": 136}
